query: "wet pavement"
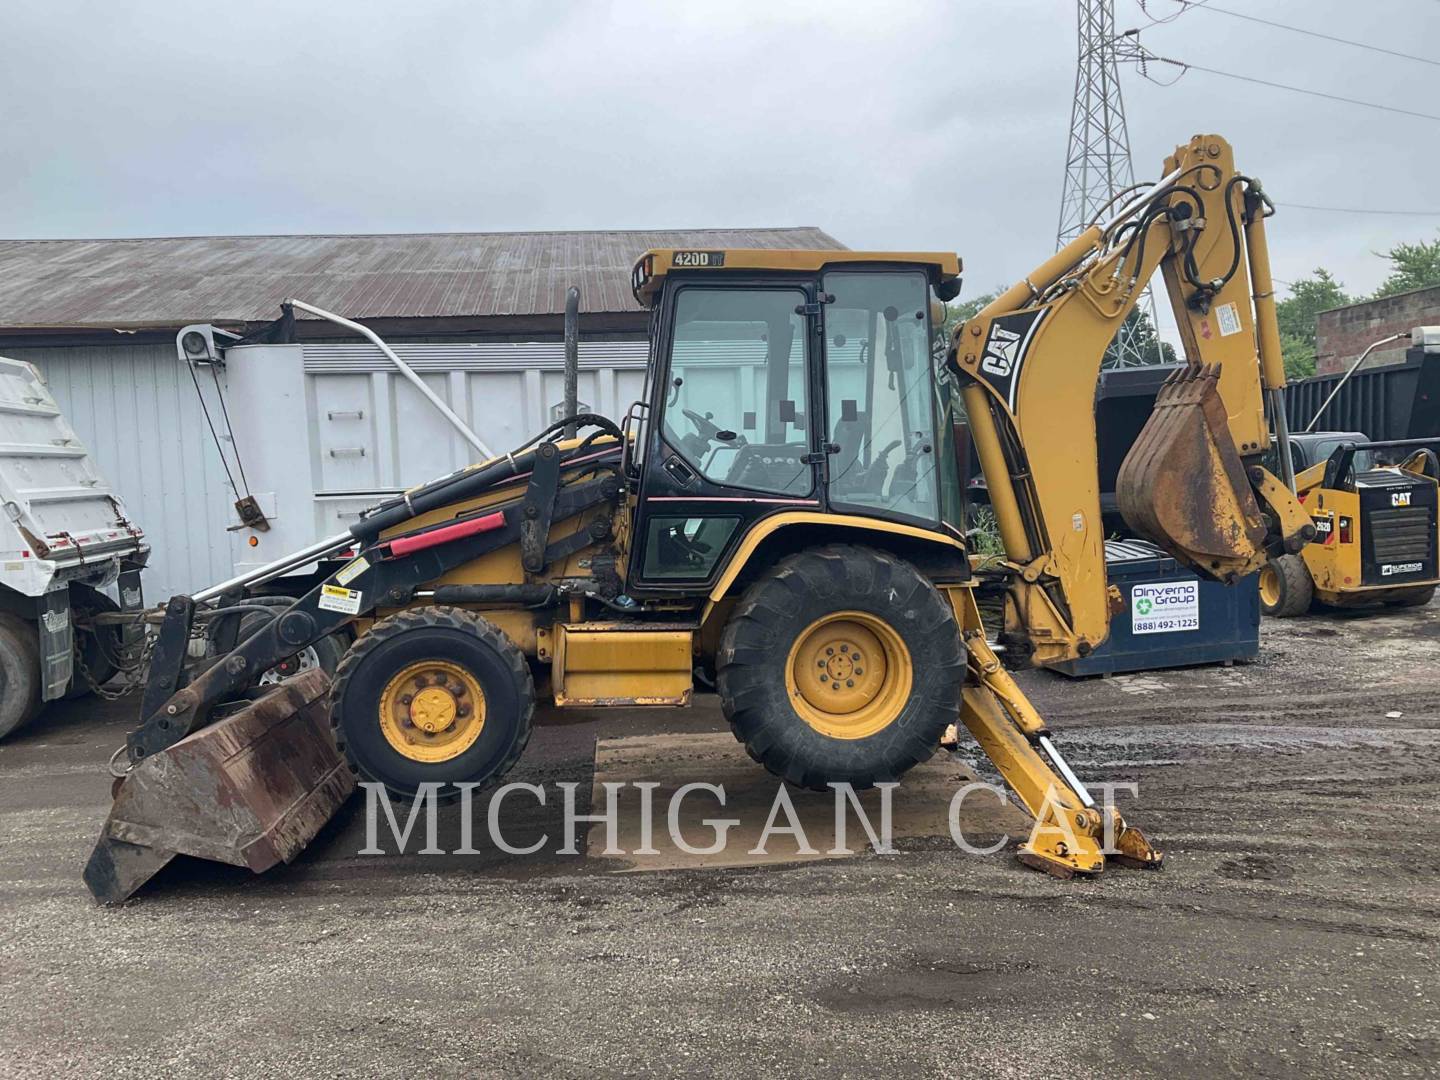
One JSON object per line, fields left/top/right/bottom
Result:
{"left": 1, "top": 598, "right": 1438, "bottom": 1077}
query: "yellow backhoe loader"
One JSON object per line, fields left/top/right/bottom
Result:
{"left": 84, "top": 133, "right": 1312, "bottom": 904}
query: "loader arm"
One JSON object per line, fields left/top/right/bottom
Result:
{"left": 951, "top": 134, "right": 1313, "bottom": 665}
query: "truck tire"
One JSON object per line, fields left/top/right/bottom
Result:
{"left": 717, "top": 545, "right": 964, "bottom": 790}
{"left": 0, "top": 614, "right": 43, "bottom": 739}
{"left": 330, "top": 606, "right": 534, "bottom": 800}
{"left": 65, "top": 586, "right": 120, "bottom": 700}
{"left": 1259, "top": 555, "right": 1313, "bottom": 618}
{"left": 1388, "top": 585, "right": 1436, "bottom": 609}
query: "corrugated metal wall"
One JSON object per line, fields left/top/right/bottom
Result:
{"left": 1284, "top": 349, "right": 1436, "bottom": 441}
{"left": 4, "top": 342, "right": 238, "bottom": 599}
{"left": 1, "top": 337, "right": 652, "bottom": 600}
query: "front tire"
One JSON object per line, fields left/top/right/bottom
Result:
{"left": 330, "top": 607, "right": 534, "bottom": 799}
{"left": 717, "top": 545, "right": 964, "bottom": 789}
{"left": 1259, "top": 554, "right": 1313, "bottom": 617}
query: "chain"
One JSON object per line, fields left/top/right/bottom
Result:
{"left": 75, "top": 615, "right": 158, "bottom": 701}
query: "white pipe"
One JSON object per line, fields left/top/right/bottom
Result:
{"left": 193, "top": 531, "right": 354, "bottom": 603}
{"left": 1303, "top": 331, "right": 1407, "bottom": 433}
{"left": 285, "top": 298, "right": 495, "bottom": 458}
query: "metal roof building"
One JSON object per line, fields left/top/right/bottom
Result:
{"left": 0, "top": 226, "right": 842, "bottom": 343}
{"left": 0, "top": 226, "right": 844, "bottom": 596}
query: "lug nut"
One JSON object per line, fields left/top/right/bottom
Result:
{"left": 832, "top": 682, "right": 840, "bottom": 691}
{"left": 826, "top": 647, "right": 834, "bottom": 656}
{"left": 854, "top": 668, "right": 863, "bottom": 675}
{"left": 846, "top": 679, "right": 854, "bottom": 687}
{"left": 400, "top": 694, "right": 412, "bottom": 705}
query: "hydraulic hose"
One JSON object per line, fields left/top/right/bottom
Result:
{"left": 351, "top": 415, "right": 623, "bottom": 542}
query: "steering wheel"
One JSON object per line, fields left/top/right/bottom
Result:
{"left": 682, "top": 408, "right": 724, "bottom": 441}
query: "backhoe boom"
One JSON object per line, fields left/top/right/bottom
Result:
{"left": 950, "top": 134, "right": 1313, "bottom": 665}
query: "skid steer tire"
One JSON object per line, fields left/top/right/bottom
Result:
{"left": 1259, "top": 555, "right": 1313, "bottom": 618}
{"left": 717, "top": 545, "right": 964, "bottom": 790}
{"left": 0, "top": 614, "right": 43, "bottom": 740}
{"left": 330, "top": 606, "right": 533, "bottom": 800}
{"left": 1388, "top": 585, "right": 1436, "bottom": 609}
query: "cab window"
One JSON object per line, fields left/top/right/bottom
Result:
{"left": 822, "top": 271, "right": 939, "bottom": 522}
{"left": 660, "top": 288, "right": 813, "bottom": 497}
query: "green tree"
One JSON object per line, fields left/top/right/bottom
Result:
{"left": 1372, "top": 233, "right": 1440, "bottom": 298}
{"left": 932, "top": 288, "right": 1001, "bottom": 363}
{"left": 1275, "top": 268, "right": 1351, "bottom": 380}
{"left": 1103, "top": 308, "right": 1176, "bottom": 367}
{"left": 1279, "top": 331, "right": 1316, "bottom": 380}
{"left": 937, "top": 288, "right": 1001, "bottom": 341}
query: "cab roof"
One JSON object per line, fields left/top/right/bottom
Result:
{"left": 631, "top": 248, "right": 963, "bottom": 307}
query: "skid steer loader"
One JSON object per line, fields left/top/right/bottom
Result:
{"left": 1258, "top": 431, "right": 1439, "bottom": 616}
{"left": 85, "top": 132, "right": 1313, "bottom": 903}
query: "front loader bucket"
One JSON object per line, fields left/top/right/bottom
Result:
{"left": 1116, "top": 363, "right": 1268, "bottom": 582}
{"left": 83, "top": 668, "right": 354, "bottom": 905}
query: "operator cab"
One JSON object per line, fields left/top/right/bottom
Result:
{"left": 623, "top": 248, "right": 964, "bottom": 591}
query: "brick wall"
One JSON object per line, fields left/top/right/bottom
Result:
{"left": 1315, "top": 285, "right": 1440, "bottom": 375}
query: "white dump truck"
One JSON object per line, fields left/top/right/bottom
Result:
{"left": 0, "top": 356, "right": 147, "bottom": 738}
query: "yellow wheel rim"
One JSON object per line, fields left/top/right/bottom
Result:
{"left": 784, "top": 610, "right": 913, "bottom": 740}
{"left": 379, "top": 659, "right": 486, "bottom": 763}
{"left": 1259, "top": 565, "right": 1281, "bottom": 608}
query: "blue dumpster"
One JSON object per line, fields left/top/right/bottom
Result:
{"left": 1047, "top": 539, "right": 1260, "bottom": 677}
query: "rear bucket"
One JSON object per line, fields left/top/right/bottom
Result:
{"left": 83, "top": 668, "right": 354, "bottom": 905}
{"left": 1116, "top": 363, "right": 1267, "bottom": 581}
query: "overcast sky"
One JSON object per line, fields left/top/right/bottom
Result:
{"left": 2, "top": 0, "right": 1436, "bottom": 312}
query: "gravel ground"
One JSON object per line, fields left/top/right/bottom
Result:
{"left": 1, "top": 599, "right": 1437, "bottom": 1078}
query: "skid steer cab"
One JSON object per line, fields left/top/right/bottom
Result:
{"left": 86, "top": 249, "right": 1161, "bottom": 904}
{"left": 1258, "top": 433, "right": 1439, "bottom": 616}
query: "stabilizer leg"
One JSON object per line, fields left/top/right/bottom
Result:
{"left": 959, "top": 633, "right": 1163, "bottom": 878}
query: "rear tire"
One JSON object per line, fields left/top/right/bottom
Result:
{"left": 1388, "top": 585, "right": 1436, "bottom": 609}
{"left": 0, "top": 614, "right": 43, "bottom": 739}
{"left": 717, "top": 545, "right": 964, "bottom": 790}
{"left": 1259, "top": 555, "right": 1313, "bottom": 618}
{"left": 330, "top": 606, "right": 534, "bottom": 799}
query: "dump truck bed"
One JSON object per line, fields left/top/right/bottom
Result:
{"left": 0, "top": 357, "right": 145, "bottom": 592}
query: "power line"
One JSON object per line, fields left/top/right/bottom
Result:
{"left": 1146, "top": 0, "right": 1440, "bottom": 68}
{"left": 1139, "top": 54, "right": 1440, "bottom": 123}
{"left": 1278, "top": 202, "right": 1440, "bottom": 217}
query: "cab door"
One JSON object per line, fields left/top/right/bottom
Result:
{"left": 631, "top": 281, "right": 820, "bottom": 590}
{"left": 819, "top": 270, "right": 942, "bottom": 527}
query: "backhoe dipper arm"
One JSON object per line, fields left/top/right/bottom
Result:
{"left": 950, "top": 134, "right": 1312, "bottom": 665}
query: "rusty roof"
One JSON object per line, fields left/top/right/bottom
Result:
{"left": 0, "top": 227, "right": 844, "bottom": 331}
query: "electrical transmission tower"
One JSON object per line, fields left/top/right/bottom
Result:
{"left": 1057, "top": 0, "right": 1163, "bottom": 368}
